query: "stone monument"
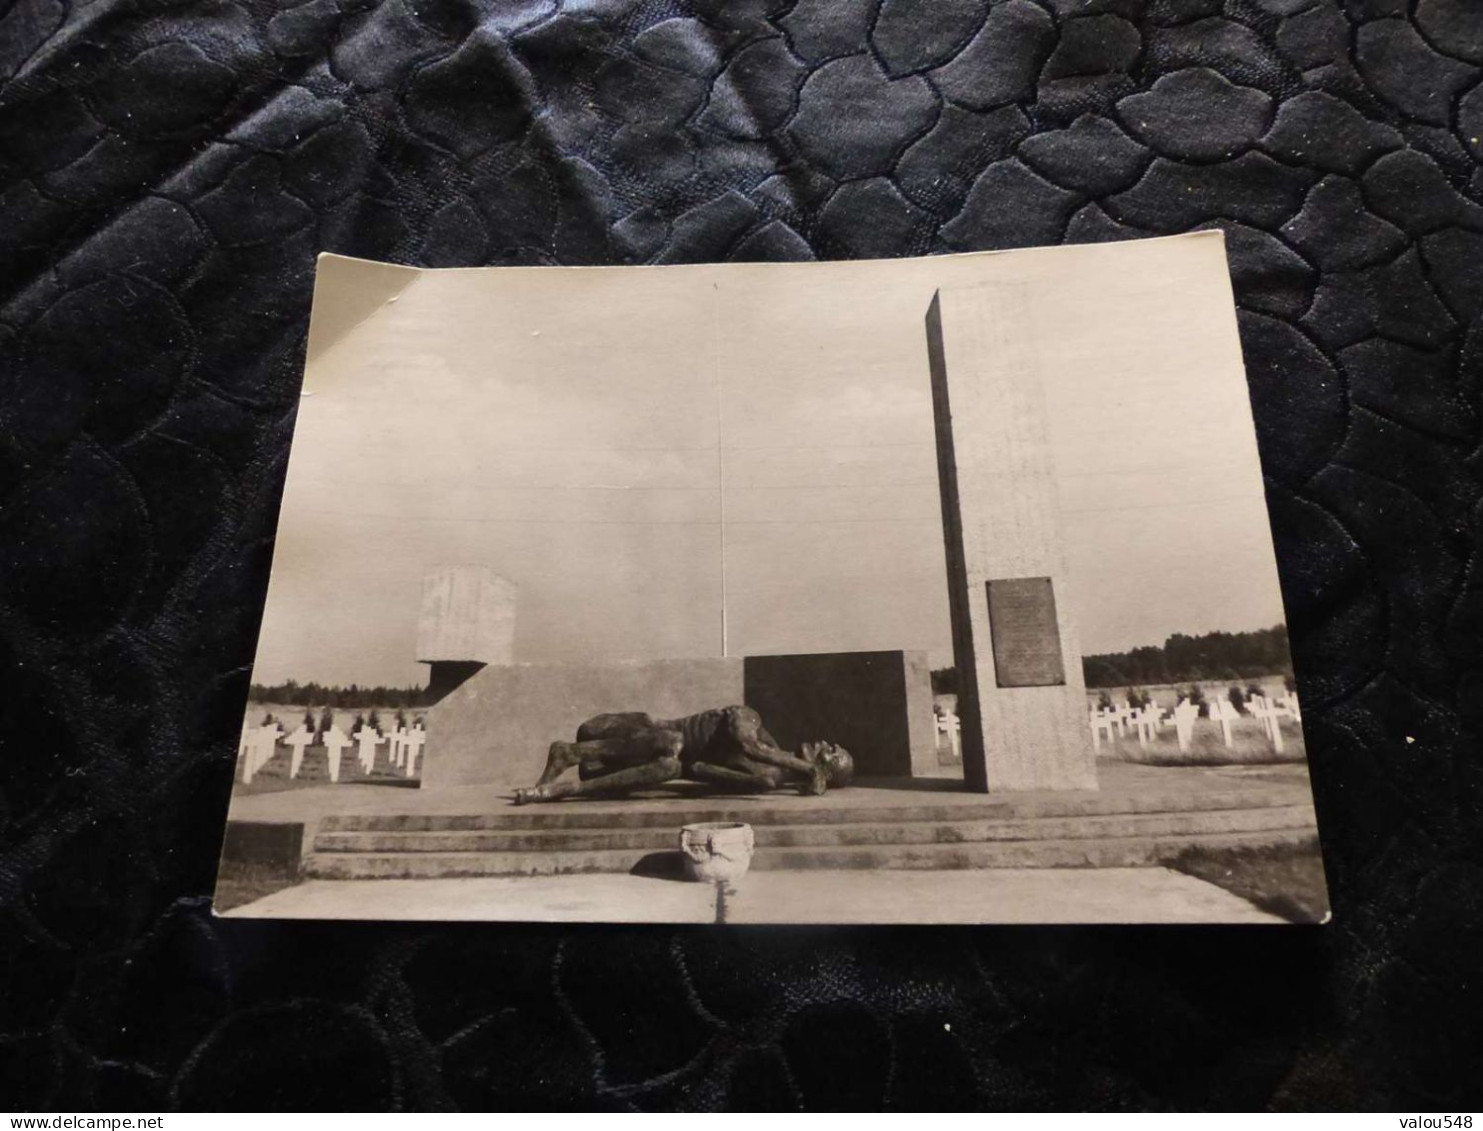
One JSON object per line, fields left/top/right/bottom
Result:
{"left": 416, "top": 565, "right": 517, "bottom": 700}
{"left": 926, "top": 285, "right": 1098, "bottom": 792}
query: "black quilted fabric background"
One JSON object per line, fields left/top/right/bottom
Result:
{"left": 3, "top": 0, "right": 1483, "bottom": 1111}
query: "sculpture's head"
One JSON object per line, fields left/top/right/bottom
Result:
{"left": 802, "top": 741, "right": 854, "bottom": 787}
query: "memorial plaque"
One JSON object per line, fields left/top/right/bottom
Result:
{"left": 986, "top": 577, "right": 1067, "bottom": 688}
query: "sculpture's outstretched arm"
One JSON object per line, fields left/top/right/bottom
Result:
{"left": 735, "top": 738, "right": 817, "bottom": 776}
{"left": 688, "top": 761, "right": 784, "bottom": 792}
{"left": 725, "top": 709, "right": 829, "bottom": 795}
{"left": 723, "top": 708, "right": 813, "bottom": 774}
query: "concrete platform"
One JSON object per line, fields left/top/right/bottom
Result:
{"left": 219, "top": 867, "right": 1288, "bottom": 924}
{"left": 222, "top": 760, "right": 1320, "bottom": 883}
{"left": 228, "top": 760, "right": 1313, "bottom": 824}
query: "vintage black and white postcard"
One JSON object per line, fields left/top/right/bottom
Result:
{"left": 214, "top": 233, "right": 1328, "bottom": 924}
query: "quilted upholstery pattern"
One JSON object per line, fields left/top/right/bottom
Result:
{"left": 2, "top": 0, "right": 1482, "bottom": 1110}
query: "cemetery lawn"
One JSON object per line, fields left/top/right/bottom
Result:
{"left": 1169, "top": 838, "right": 1329, "bottom": 924}
{"left": 213, "top": 862, "right": 302, "bottom": 913}
{"left": 1110, "top": 719, "right": 1306, "bottom": 767}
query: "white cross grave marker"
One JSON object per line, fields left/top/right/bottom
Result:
{"left": 936, "top": 710, "right": 962, "bottom": 759}
{"left": 238, "top": 721, "right": 256, "bottom": 780}
{"left": 322, "top": 725, "right": 351, "bottom": 783}
{"left": 1088, "top": 708, "right": 1118, "bottom": 751}
{"left": 260, "top": 722, "right": 284, "bottom": 777}
{"left": 1171, "top": 698, "right": 1199, "bottom": 754}
{"left": 1278, "top": 693, "right": 1301, "bottom": 724}
{"left": 285, "top": 724, "right": 314, "bottom": 779}
{"left": 1248, "top": 694, "right": 1285, "bottom": 753}
{"left": 1133, "top": 705, "right": 1163, "bottom": 746}
{"left": 403, "top": 723, "right": 427, "bottom": 777}
{"left": 1210, "top": 698, "right": 1237, "bottom": 747}
{"left": 242, "top": 721, "right": 283, "bottom": 783}
{"left": 353, "top": 724, "right": 385, "bottom": 775}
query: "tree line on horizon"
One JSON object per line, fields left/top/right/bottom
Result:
{"left": 247, "top": 680, "right": 436, "bottom": 708}
{"left": 262, "top": 625, "right": 1292, "bottom": 706}
{"left": 931, "top": 624, "right": 1293, "bottom": 694}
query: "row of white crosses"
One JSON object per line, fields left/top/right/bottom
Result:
{"left": 1087, "top": 702, "right": 1168, "bottom": 749}
{"left": 349, "top": 721, "right": 427, "bottom": 778}
{"left": 1088, "top": 702, "right": 1156, "bottom": 744}
{"left": 1088, "top": 699, "right": 1203, "bottom": 753}
{"left": 238, "top": 717, "right": 427, "bottom": 783}
{"left": 1088, "top": 689, "right": 1302, "bottom": 754}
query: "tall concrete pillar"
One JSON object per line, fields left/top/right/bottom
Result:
{"left": 926, "top": 285, "right": 1098, "bottom": 792}
{"left": 417, "top": 566, "right": 516, "bottom": 700}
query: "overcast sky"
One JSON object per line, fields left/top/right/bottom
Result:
{"left": 251, "top": 234, "right": 1288, "bottom": 688}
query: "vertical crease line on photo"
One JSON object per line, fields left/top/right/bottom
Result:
{"left": 714, "top": 281, "right": 728, "bottom": 658}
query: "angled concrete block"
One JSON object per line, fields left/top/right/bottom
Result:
{"left": 422, "top": 658, "right": 745, "bottom": 788}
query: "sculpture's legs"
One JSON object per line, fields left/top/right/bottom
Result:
{"left": 514, "top": 756, "right": 681, "bottom": 804}
{"left": 537, "top": 739, "right": 647, "bottom": 785}
{"left": 538, "top": 723, "right": 681, "bottom": 786}
{"left": 536, "top": 741, "right": 579, "bottom": 786}
{"left": 519, "top": 727, "right": 683, "bottom": 804}
{"left": 571, "top": 735, "right": 680, "bottom": 778}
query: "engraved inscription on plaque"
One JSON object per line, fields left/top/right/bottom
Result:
{"left": 986, "top": 577, "right": 1067, "bottom": 688}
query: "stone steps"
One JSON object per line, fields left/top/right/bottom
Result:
{"left": 316, "top": 787, "right": 1306, "bottom": 833}
{"left": 310, "top": 804, "right": 1316, "bottom": 856}
{"left": 298, "top": 773, "right": 1319, "bottom": 880}
{"left": 302, "top": 826, "right": 1320, "bottom": 880}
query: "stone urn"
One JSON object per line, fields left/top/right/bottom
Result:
{"left": 679, "top": 822, "right": 755, "bottom": 884}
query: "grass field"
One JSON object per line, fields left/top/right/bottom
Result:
{"left": 1103, "top": 715, "right": 1306, "bottom": 766}
{"left": 1169, "top": 838, "right": 1330, "bottom": 924}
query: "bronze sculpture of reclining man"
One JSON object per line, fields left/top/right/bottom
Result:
{"left": 512, "top": 705, "right": 854, "bottom": 804}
